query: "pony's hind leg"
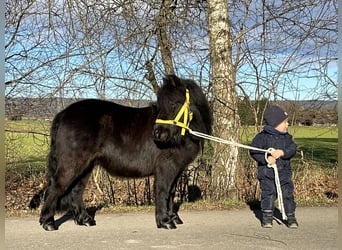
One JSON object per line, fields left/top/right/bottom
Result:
{"left": 39, "top": 161, "right": 83, "bottom": 231}
{"left": 69, "top": 172, "right": 96, "bottom": 227}
{"left": 39, "top": 178, "right": 66, "bottom": 231}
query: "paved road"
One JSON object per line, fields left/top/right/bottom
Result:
{"left": 5, "top": 206, "right": 337, "bottom": 249}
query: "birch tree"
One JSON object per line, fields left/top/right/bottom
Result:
{"left": 207, "top": 0, "right": 240, "bottom": 199}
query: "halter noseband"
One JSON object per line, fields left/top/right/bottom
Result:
{"left": 155, "top": 89, "right": 193, "bottom": 136}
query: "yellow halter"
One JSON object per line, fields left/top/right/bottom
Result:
{"left": 155, "top": 89, "right": 193, "bottom": 136}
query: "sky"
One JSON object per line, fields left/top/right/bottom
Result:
{"left": 4, "top": 0, "right": 338, "bottom": 102}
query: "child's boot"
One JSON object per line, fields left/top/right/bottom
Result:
{"left": 286, "top": 213, "right": 298, "bottom": 228}
{"left": 261, "top": 210, "right": 273, "bottom": 228}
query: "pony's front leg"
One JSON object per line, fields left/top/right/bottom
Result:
{"left": 154, "top": 173, "right": 177, "bottom": 229}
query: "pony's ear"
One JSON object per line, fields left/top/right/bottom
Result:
{"left": 164, "top": 74, "right": 180, "bottom": 87}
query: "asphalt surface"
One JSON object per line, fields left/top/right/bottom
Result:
{"left": 5, "top": 206, "right": 337, "bottom": 250}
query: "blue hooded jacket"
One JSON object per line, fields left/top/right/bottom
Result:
{"left": 249, "top": 125, "right": 297, "bottom": 170}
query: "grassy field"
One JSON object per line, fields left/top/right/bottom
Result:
{"left": 5, "top": 120, "right": 50, "bottom": 177}
{"left": 290, "top": 126, "right": 338, "bottom": 165}
{"left": 5, "top": 120, "right": 338, "bottom": 175}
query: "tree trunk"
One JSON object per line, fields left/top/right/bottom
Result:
{"left": 155, "top": 0, "right": 175, "bottom": 75}
{"left": 207, "top": 0, "right": 240, "bottom": 199}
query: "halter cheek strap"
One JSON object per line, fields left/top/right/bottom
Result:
{"left": 155, "top": 89, "right": 193, "bottom": 136}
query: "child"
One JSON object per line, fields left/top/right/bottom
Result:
{"left": 249, "top": 106, "right": 298, "bottom": 228}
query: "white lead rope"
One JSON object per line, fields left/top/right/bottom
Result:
{"left": 265, "top": 151, "right": 287, "bottom": 221}
{"left": 189, "top": 129, "right": 287, "bottom": 220}
{"left": 189, "top": 129, "right": 271, "bottom": 153}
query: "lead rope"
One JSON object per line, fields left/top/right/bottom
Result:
{"left": 188, "top": 129, "right": 287, "bottom": 220}
{"left": 265, "top": 149, "right": 287, "bottom": 221}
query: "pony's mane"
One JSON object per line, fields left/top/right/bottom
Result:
{"left": 161, "top": 75, "right": 212, "bottom": 135}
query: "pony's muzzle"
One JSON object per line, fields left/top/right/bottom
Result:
{"left": 153, "top": 124, "right": 170, "bottom": 142}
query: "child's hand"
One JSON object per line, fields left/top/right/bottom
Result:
{"left": 267, "top": 156, "right": 277, "bottom": 164}
{"left": 270, "top": 149, "right": 284, "bottom": 159}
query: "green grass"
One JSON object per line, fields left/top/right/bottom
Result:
{"left": 5, "top": 119, "right": 51, "bottom": 132}
{"left": 290, "top": 126, "right": 338, "bottom": 138}
{"left": 5, "top": 121, "right": 338, "bottom": 175}
{"left": 295, "top": 138, "right": 337, "bottom": 164}
{"left": 289, "top": 126, "right": 338, "bottom": 165}
{"left": 5, "top": 120, "right": 50, "bottom": 176}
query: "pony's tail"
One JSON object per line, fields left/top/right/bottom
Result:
{"left": 28, "top": 113, "right": 61, "bottom": 210}
{"left": 28, "top": 188, "right": 46, "bottom": 209}
{"left": 46, "top": 112, "right": 60, "bottom": 180}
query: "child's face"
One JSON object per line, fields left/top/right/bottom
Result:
{"left": 275, "top": 118, "right": 289, "bottom": 133}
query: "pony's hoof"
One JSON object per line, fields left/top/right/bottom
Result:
{"left": 42, "top": 221, "right": 58, "bottom": 231}
{"left": 173, "top": 217, "right": 183, "bottom": 225}
{"left": 171, "top": 215, "right": 183, "bottom": 225}
{"left": 84, "top": 219, "right": 96, "bottom": 227}
{"left": 75, "top": 216, "right": 96, "bottom": 227}
{"left": 158, "top": 221, "right": 177, "bottom": 229}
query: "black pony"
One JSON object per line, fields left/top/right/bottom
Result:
{"left": 29, "top": 74, "right": 212, "bottom": 231}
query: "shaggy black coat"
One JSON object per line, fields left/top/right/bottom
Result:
{"left": 30, "top": 74, "right": 212, "bottom": 231}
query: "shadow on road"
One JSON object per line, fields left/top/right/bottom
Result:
{"left": 55, "top": 205, "right": 102, "bottom": 229}
{"left": 247, "top": 200, "right": 285, "bottom": 226}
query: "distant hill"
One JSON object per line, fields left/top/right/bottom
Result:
{"left": 287, "top": 100, "right": 337, "bottom": 110}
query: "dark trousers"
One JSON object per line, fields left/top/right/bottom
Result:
{"left": 258, "top": 166, "right": 296, "bottom": 214}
